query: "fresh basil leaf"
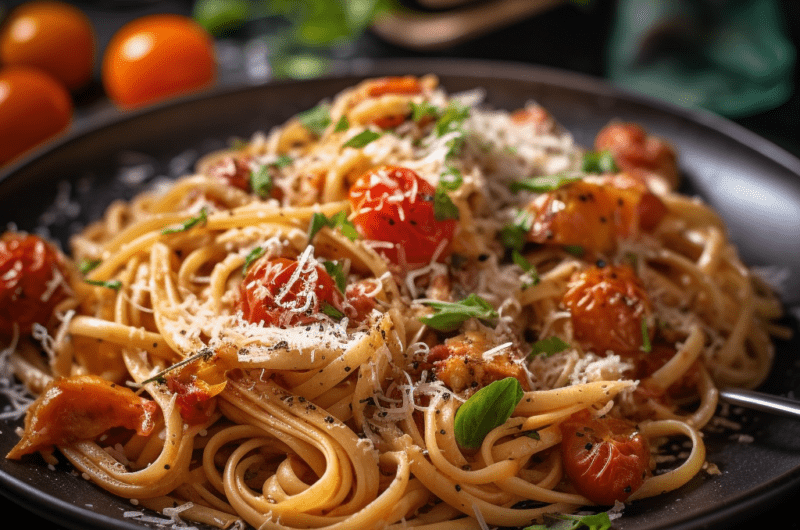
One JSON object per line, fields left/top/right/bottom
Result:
{"left": 641, "top": 319, "right": 652, "bottom": 353}
{"left": 78, "top": 259, "right": 101, "bottom": 275}
{"left": 321, "top": 302, "right": 344, "bottom": 320}
{"left": 343, "top": 130, "right": 382, "bottom": 148}
{"left": 297, "top": 103, "right": 331, "bottom": 136}
{"left": 454, "top": 377, "right": 524, "bottom": 449}
{"left": 334, "top": 115, "right": 350, "bottom": 132}
{"left": 308, "top": 211, "right": 359, "bottom": 241}
{"left": 420, "top": 293, "right": 498, "bottom": 332}
{"left": 439, "top": 166, "right": 463, "bottom": 191}
{"left": 85, "top": 279, "right": 122, "bottom": 290}
{"left": 162, "top": 207, "right": 208, "bottom": 234}
{"left": 435, "top": 101, "right": 470, "bottom": 137}
{"left": 582, "top": 150, "right": 619, "bottom": 174}
{"left": 250, "top": 165, "right": 273, "bottom": 198}
{"left": 524, "top": 512, "right": 613, "bottom": 530}
{"left": 410, "top": 101, "right": 440, "bottom": 122}
{"left": 322, "top": 260, "right": 347, "bottom": 294}
{"left": 242, "top": 246, "right": 265, "bottom": 274}
{"left": 434, "top": 187, "right": 459, "bottom": 221}
{"left": 273, "top": 154, "right": 293, "bottom": 168}
{"left": 529, "top": 336, "right": 570, "bottom": 358}
{"left": 510, "top": 174, "right": 582, "bottom": 193}
{"left": 512, "top": 250, "right": 540, "bottom": 287}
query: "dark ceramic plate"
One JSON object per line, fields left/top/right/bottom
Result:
{"left": 1, "top": 59, "right": 799, "bottom": 530}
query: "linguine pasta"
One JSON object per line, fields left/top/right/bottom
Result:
{"left": 0, "top": 75, "right": 786, "bottom": 529}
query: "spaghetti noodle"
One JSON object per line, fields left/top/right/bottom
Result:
{"left": 1, "top": 75, "right": 786, "bottom": 529}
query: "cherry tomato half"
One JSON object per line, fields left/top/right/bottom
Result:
{"left": 559, "top": 410, "right": 651, "bottom": 505}
{"left": 562, "top": 264, "right": 653, "bottom": 356}
{"left": 348, "top": 166, "right": 457, "bottom": 268}
{"left": 240, "top": 256, "right": 344, "bottom": 328}
{"left": 0, "top": 67, "right": 73, "bottom": 166}
{"left": 0, "top": 1, "right": 95, "bottom": 91}
{"left": 0, "top": 232, "right": 69, "bottom": 335}
{"left": 102, "top": 14, "right": 216, "bottom": 108}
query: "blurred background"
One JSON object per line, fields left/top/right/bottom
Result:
{"left": 0, "top": 0, "right": 798, "bottom": 166}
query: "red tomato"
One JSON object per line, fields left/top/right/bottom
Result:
{"left": 365, "top": 76, "right": 423, "bottom": 98}
{"left": 0, "top": 67, "right": 73, "bottom": 165}
{"left": 0, "top": 1, "right": 95, "bottom": 91}
{"left": 595, "top": 122, "right": 679, "bottom": 190}
{"left": 207, "top": 155, "right": 252, "bottom": 191}
{"left": 559, "top": 410, "right": 650, "bottom": 505}
{"left": 102, "top": 14, "right": 216, "bottom": 108}
{"left": 562, "top": 264, "right": 653, "bottom": 355}
{"left": 166, "top": 373, "right": 217, "bottom": 425}
{"left": 240, "top": 256, "right": 344, "bottom": 327}
{"left": 348, "top": 166, "right": 457, "bottom": 268}
{"left": 0, "top": 232, "right": 69, "bottom": 335}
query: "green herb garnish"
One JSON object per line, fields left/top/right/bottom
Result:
{"left": 78, "top": 259, "right": 101, "bottom": 275}
{"left": 512, "top": 250, "right": 540, "bottom": 287}
{"left": 433, "top": 187, "right": 459, "bottom": 221}
{"left": 641, "top": 319, "right": 652, "bottom": 353}
{"left": 334, "top": 115, "right": 350, "bottom": 132}
{"left": 250, "top": 165, "right": 273, "bottom": 198}
{"left": 308, "top": 211, "right": 359, "bottom": 242}
{"left": 321, "top": 302, "right": 345, "bottom": 320}
{"left": 162, "top": 207, "right": 208, "bottom": 234}
{"left": 524, "top": 511, "right": 613, "bottom": 530}
{"left": 582, "top": 150, "right": 619, "bottom": 174}
{"left": 564, "top": 245, "right": 585, "bottom": 257}
{"left": 410, "top": 101, "right": 440, "bottom": 122}
{"left": 454, "top": 377, "right": 524, "bottom": 448}
{"left": 509, "top": 174, "right": 582, "bottom": 193}
{"left": 438, "top": 166, "right": 463, "bottom": 191}
{"left": 297, "top": 103, "right": 332, "bottom": 136}
{"left": 85, "top": 279, "right": 122, "bottom": 290}
{"left": 342, "top": 130, "right": 382, "bottom": 148}
{"left": 419, "top": 294, "right": 498, "bottom": 332}
{"left": 273, "top": 154, "right": 293, "bottom": 168}
{"left": 435, "top": 100, "right": 470, "bottom": 137}
{"left": 529, "top": 336, "right": 570, "bottom": 358}
{"left": 500, "top": 210, "right": 533, "bottom": 253}
{"left": 242, "top": 246, "right": 265, "bottom": 274}
{"left": 322, "top": 260, "right": 347, "bottom": 293}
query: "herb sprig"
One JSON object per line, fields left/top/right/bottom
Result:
{"left": 419, "top": 294, "right": 498, "bottom": 332}
{"left": 454, "top": 377, "right": 524, "bottom": 448}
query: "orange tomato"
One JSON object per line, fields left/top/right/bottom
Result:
{"left": 102, "top": 14, "right": 216, "bottom": 109}
{"left": 0, "top": 1, "right": 95, "bottom": 91}
{"left": 0, "top": 66, "right": 73, "bottom": 165}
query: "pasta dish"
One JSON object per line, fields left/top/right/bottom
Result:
{"left": 0, "top": 75, "right": 788, "bottom": 529}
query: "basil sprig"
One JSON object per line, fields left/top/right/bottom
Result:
{"left": 308, "top": 211, "right": 359, "bottom": 242}
{"left": 454, "top": 377, "right": 524, "bottom": 449}
{"left": 322, "top": 260, "right": 347, "bottom": 294}
{"left": 524, "top": 511, "right": 612, "bottom": 530}
{"left": 297, "top": 103, "right": 331, "bottom": 136}
{"left": 162, "top": 207, "right": 209, "bottom": 234}
{"left": 419, "top": 294, "right": 498, "bottom": 332}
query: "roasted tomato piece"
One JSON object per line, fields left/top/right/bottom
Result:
{"left": 526, "top": 178, "right": 667, "bottom": 255}
{"left": 595, "top": 122, "right": 679, "bottom": 191}
{"left": 349, "top": 165, "right": 457, "bottom": 268}
{"left": 562, "top": 264, "right": 653, "bottom": 355}
{"left": 7, "top": 374, "right": 157, "bottom": 458}
{"left": 345, "top": 279, "right": 378, "bottom": 323}
{"left": 559, "top": 409, "right": 651, "bottom": 505}
{"left": 207, "top": 155, "right": 252, "bottom": 191}
{"left": 0, "top": 232, "right": 69, "bottom": 335}
{"left": 365, "top": 76, "right": 423, "bottom": 98}
{"left": 428, "top": 331, "right": 530, "bottom": 393}
{"left": 240, "top": 256, "right": 344, "bottom": 327}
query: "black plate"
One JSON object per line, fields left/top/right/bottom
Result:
{"left": 1, "top": 59, "right": 799, "bottom": 530}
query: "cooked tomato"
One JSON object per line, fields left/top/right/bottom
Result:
{"left": 344, "top": 279, "right": 377, "bottom": 322}
{"left": 348, "top": 165, "right": 457, "bottom": 268}
{"left": 166, "top": 372, "right": 224, "bottom": 425}
{"left": 562, "top": 264, "right": 653, "bottom": 355}
{"left": 7, "top": 374, "right": 158, "bottom": 459}
{"left": 207, "top": 155, "right": 252, "bottom": 191}
{"left": 0, "top": 67, "right": 73, "bottom": 165}
{"left": 559, "top": 409, "right": 650, "bottom": 505}
{"left": 102, "top": 14, "right": 216, "bottom": 108}
{"left": 0, "top": 232, "right": 69, "bottom": 335}
{"left": 365, "top": 76, "right": 423, "bottom": 98}
{"left": 635, "top": 342, "right": 701, "bottom": 401}
{"left": 526, "top": 177, "right": 667, "bottom": 255}
{"left": 595, "top": 122, "right": 679, "bottom": 190}
{"left": 240, "top": 256, "right": 344, "bottom": 327}
{"left": 0, "top": 1, "right": 95, "bottom": 91}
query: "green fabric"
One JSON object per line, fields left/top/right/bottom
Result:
{"left": 606, "top": 0, "right": 796, "bottom": 117}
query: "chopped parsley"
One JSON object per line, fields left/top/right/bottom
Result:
{"left": 162, "top": 207, "right": 208, "bottom": 234}
{"left": 410, "top": 101, "right": 440, "bottom": 122}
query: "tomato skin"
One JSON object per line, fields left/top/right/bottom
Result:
{"left": 240, "top": 257, "right": 343, "bottom": 327}
{"left": 102, "top": 14, "right": 216, "bottom": 108}
{"left": 595, "top": 122, "right": 679, "bottom": 190}
{"left": 0, "top": 67, "right": 73, "bottom": 165}
{"left": 560, "top": 410, "right": 650, "bottom": 505}
{"left": 348, "top": 166, "right": 457, "bottom": 268}
{"left": 365, "top": 76, "right": 423, "bottom": 98}
{"left": 562, "top": 264, "right": 653, "bottom": 355}
{"left": 0, "top": 1, "right": 95, "bottom": 91}
{"left": 0, "top": 232, "right": 69, "bottom": 335}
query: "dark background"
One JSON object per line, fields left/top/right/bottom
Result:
{"left": 1, "top": 0, "right": 799, "bottom": 529}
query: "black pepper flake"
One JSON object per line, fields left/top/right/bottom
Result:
{"left": 298, "top": 396, "right": 306, "bottom": 402}
{"left": 344, "top": 366, "right": 351, "bottom": 372}
{"left": 596, "top": 259, "right": 606, "bottom": 268}
{"left": 164, "top": 464, "right": 170, "bottom": 470}
{"left": 440, "top": 429, "right": 446, "bottom": 435}
{"left": 478, "top": 253, "right": 490, "bottom": 262}
{"left": 324, "top": 416, "right": 335, "bottom": 423}
{"left": 624, "top": 485, "right": 632, "bottom": 493}
{"left": 584, "top": 443, "right": 593, "bottom": 451}
{"left": 575, "top": 431, "right": 584, "bottom": 437}
{"left": 455, "top": 484, "right": 462, "bottom": 492}
{"left": 599, "top": 216, "right": 607, "bottom": 223}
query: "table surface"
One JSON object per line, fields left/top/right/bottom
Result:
{"left": 1, "top": 1, "right": 799, "bottom": 528}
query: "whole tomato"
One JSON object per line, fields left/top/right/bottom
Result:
{"left": 102, "top": 14, "right": 216, "bottom": 108}
{"left": 0, "top": 66, "right": 73, "bottom": 165}
{"left": 0, "top": 1, "right": 95, "bottom": 91}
